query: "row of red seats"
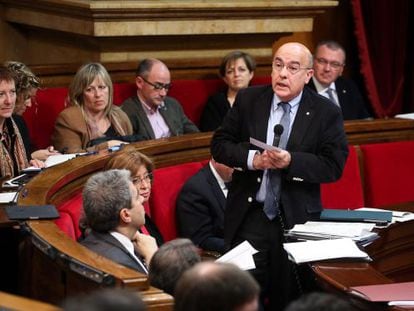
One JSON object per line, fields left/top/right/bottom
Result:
{"left": 24, "top": 77, "right": 272, "bottom": 150}
{"left": 55, "top": 140, "right": 414, "bottom": 242}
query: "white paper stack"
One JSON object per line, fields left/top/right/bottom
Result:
{"left": 283, "top": 238, "right": 371, "bottom": 264}
{"left": 286, "top": 221, "right": 378, "bottom": 245}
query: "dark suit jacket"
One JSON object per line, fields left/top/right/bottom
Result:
{"left": 307, "top": 77, "right": 371, "bottom": 120}
{"left": 211, "top": 85, "right": 348, "bottom": 247}
{"left": 176, "top": 165, "right": 226, "bottom": 253}
{"left": 199, "top": 90, "right": 231, "bottom": 132}
{"left": 121, "top": 95, "right": 199, "bottom": 140}
{"left": 80, "top": 231, "right": 147, "bottom": 274}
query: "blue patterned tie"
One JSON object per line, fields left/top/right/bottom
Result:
{"left": 263, "top": 102, "right": 291, "bottom": 220}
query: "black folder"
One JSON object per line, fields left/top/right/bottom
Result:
{"left": 5, "top": 205, "right": 59, "bottom": 220}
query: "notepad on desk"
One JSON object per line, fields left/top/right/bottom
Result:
{"left": 320, "top": 209, "right": 392, "bottom": 226}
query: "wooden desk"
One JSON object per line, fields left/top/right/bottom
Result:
{"left": 9, "top": 118, "right": 414, "bottom": 309}
{"left": 312, "top": 219, "right": 414, "bottom": 311}
{"left": 0, "top": 291, "right": 59, "bottom": 311}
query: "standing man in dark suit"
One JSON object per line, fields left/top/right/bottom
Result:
{"left": 81, "top": 169, "right": 158, "bottom": 274}
{"left": 307, "top": 40, "right": 371, "bottom": 120}
{"left": 211, "top": 42, "right": 348, "bottom": 310}
{"left": 176, "top": 157, "right": 233, "bottom": 254}
{"left": 121, "top": 58, "right": 199, "bottom": 140}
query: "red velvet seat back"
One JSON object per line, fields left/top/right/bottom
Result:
{"left": 24, "top": 77, "right": 272, "bottom": 150}
{"left": 360, "top": 141, "right": 414, "bottom": 207}
{"left": 54, "top": 189, "right": 83, "bottom": 240}
{"left": 321, "top": 145, "right": 364, "bottom": 209}
{"left": 23, "top": 87, "right": 68, "bottom": 149}
{"left": 149, "top": 161, "right": 204, "bottom": 241}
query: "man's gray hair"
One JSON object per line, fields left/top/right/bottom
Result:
{"left": 83, "top": 169, "right": 132, "bottom": 232}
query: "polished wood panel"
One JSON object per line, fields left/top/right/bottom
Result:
{"left": 0, "top": 291, "right": 59, "bottom": 311}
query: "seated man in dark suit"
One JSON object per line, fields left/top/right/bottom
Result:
{"left": 307, "top": 40, "right": 372, "bottom": 120}
{"left": 81, "top": 169, "right": 158, "bottom": 274}
{"left": 176, "top": 157, "right": 233, "bottom": 254}
{"left": 121, "top": 58, "right": 199, "bottom": 140}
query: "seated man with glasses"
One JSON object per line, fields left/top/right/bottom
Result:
{"left": 121, "top": 58, "right": 199, "bottom": 140}
{"left": 307, "top": 40, "right": 372, "bottom": 120}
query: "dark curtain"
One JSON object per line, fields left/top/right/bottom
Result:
{"left": 351, "top": 0, "right": 413, "bottom": 117}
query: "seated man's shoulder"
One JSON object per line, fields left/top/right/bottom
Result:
{"left": 121, "top": 95, "right": 138, "bottom": 109}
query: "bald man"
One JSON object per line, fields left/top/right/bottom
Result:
{"left": 211, "top": 42, "right": 348, "bottom": 310}
{"left": 121, "top": 58, "right": 199, "bottom": 140}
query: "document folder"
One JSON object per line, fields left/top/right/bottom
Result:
{"left": 320, "top": 209, "right": 392, "bottom": 225}
{"left": 350, "top": 281, "right": 414, "bottom": 302}
{"left": 5, "top": 205, "right": 59, "bottom": 220}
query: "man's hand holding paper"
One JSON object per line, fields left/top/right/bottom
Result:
{"left": 250, "top": 137, "right": 291, "bottom": 170}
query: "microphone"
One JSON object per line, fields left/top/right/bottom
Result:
{"left": 272, "top": 124, "right": 284, "bottom": 147}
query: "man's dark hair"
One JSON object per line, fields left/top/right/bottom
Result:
{"left": 219, "top": 50, "right": 256, "bottom": 77}
{"left": 135, "top": 58, "right": 163, "bottom": 78}
{"left": 149, "top": 238, "right": 201, "bottom": 295}
{"left": 285, "top": 292, "right": 356, "bottom": 311}
{"left": 174, "top": 262, "right": 259, "bottom": 311}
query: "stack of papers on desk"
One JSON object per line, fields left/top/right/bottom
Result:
{"left": 286, "top": 221, "right": 378, "bottom": 245}
{"left": 283, "top": 238, "right": 370, "bottom": 264}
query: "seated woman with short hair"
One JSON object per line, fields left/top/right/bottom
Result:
{"left": 200, "top": 51, "right": 256, "bottom": 132}
{"left": 0, "top": 66, "right": 43, "bottom": 178}
{"left": 5, "top": 61, "right": 59, "bottom": 161}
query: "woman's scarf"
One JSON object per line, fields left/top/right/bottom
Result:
{"left": 0, "top": 118, "right": 29, "bottom": 177}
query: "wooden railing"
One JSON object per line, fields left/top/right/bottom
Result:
{"left": 16, "top": 119, "right": 414, "bottom": 309}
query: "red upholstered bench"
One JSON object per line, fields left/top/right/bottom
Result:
{"left": 360, "top": 140, "right": 414, "bottom": 207}
{"left": 149, "top": 161, "right": 205, "bottom": 242}
{"left": 54, "top": 189, "right": 83, "bottom": 240}
{"left": 321, "top": 145, "right": 365, "bottom": 209}
{"left": 24, "top": 77, "right": 271, "bottom": 150}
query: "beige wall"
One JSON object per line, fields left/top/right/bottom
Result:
{"left": 0, "top": 0, "right": 349, "bottom": 85}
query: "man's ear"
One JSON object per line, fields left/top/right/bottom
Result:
{"left": 119, "top": 208, "right": 132, "bottom": 224}
{"left": 135, "top": 76, "right": 143, "bottom": 89}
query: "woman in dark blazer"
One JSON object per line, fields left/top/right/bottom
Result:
{"left": 200, "top": 51, "right": 256, "bottom": 132}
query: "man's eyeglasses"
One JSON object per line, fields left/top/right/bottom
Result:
{"left": 132, "top": 172, "right": 153, "bottom": 186}
{"left": 315, "top": 58, "right": 344, "bottom": 69}
{"left": 272, "top": 61, "right": 312, "bottom": 75}
{"left": 140, "top": 76, "right": 172, "bottom": 91}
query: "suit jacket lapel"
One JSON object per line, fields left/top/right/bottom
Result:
{"left": 288, "top": 89, "right": 316, "bottom": 149}
{"left": 205, "top": 166, "right": 226, "bottom": 211}
{"left": 252, "top": 87, "right": 274, "bottom": 143}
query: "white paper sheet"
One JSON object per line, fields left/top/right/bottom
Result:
{"left": 216, "top": 240, "right": 258, "bottom": 270}
{"left": 0, "top": 192, "right": 17, "bottom": 203}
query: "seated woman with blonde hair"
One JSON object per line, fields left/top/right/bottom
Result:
{"left": 52, "top": 63, "right": 140, "bottom": 154}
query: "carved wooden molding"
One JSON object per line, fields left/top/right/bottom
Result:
{"left": 2, "top": 0, "right": 338, "bottom": 36}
